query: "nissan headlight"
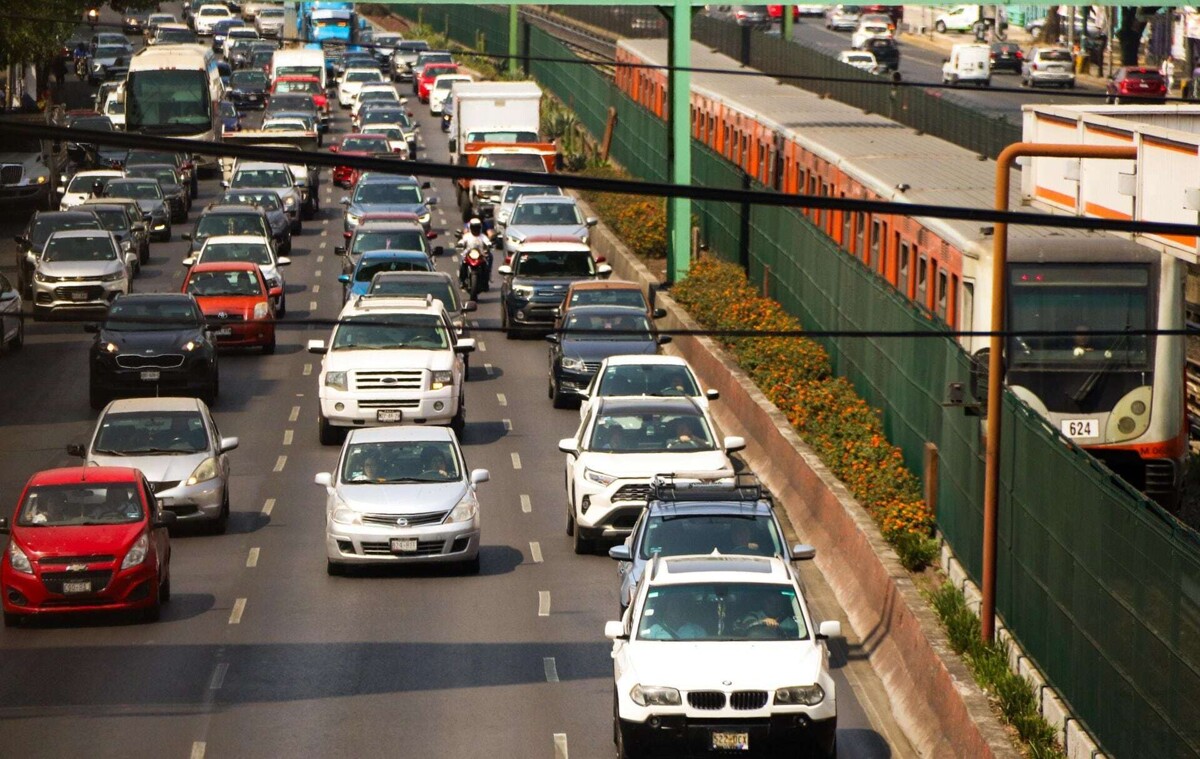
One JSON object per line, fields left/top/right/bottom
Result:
{"left": 774, "top": 684, "right": 825, "bottom": 706}
{"left": 512, "top": 284, "right": 533, "bottom": 297}
{"left": 430, "top": 370, "right": 452, "bottom": 390}
{"left": 8, "top": 542, "right": 32, "bottom": 574}
{"left": 121, "top": 533, "right": 149, "bottom": 570}
{"left": 561, "top": 357, "right": 587, "bottom": 372}
{"left": 584, "top": 468, "right": 617, "bottom": 487}
{"left": 100, "top": 270, "right": 126, "bottom": 282}
{"left": 185, "top": 457, "right": 219, "bottom": 486}
{"left": 445, "top": 494, "right": 477, "bottom": 523}
{"left": 252, "top": 301, "right": 270, "bottom": 320}
{"left": 325, "top": 371, "right": 348, "bottom": 391}
{"left": 331, "top": 507, "right": 362, "bottom": 525}
{"left": 630, "top": 685, "right": 681, "bottom": 707}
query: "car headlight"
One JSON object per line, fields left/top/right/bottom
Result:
{"left": 35, "top": 174, "right": 47, "bottom": 185}
{"left": 103, "top": 341, "right": 119, "bottom": 353}
{"left": 346, "top": 212, "right": 361, "bottom": 226}
{"left": 100, "top": 270, "right": 126, "bottom": 282}
{"left": 497, "top": 210, "right": 511, "bottom": 224}
{"left": 444, "top": 493, "right": 477, "bottom": 523}
{"left": 430, "top": 370, "right": 452, "bottom": 390}
{"left": 584, "top": 467, "right": 617, "bottom": 487}
{"left": 252, "top": 301, "right": 270, "bottom": 320}
{"left": 8, "top": 542, "right": 32, "bottom": 574}
{"left": 283, "top": 195, "right": 296, "bottom": 208}
{"left": 120, "top": 533, "right": 149, "bottom": 570}
{"left": 186, "top": 456, "right": 219, "bottom": 486}
{"left": 506, "top": 235, "right": 520, "bottom": 247}
{"left": 183, "top": 340, "right": 200, "bottom": 351}
{"left": 630, "top": 685, "right": 681, "bottom": 707}
{"left": 93, "top": 63, "right": 104, "bottom": 72}
{"left": 512, "top": 284, "right": 533, "bottom": 297}
{"left": 418, "top": 212, "right": 430, "bottom": 224}
{"left": 325, "top": 371, "right": 348, "bottom": 391}
{"left": 34, "top": 271, "right": 59, "bottom": 283}
{"left": 561, "top": 356, "right": 586, "bottom": 372}
{"left": 120, "top": 239, "right": 132, "bottom": 251}
{"left": 775, "top": 684, "right": 825, "bottom": 706}
{"left": 331, "top": 507, "right": 361, "bottom": 525}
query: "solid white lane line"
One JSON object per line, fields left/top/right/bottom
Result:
{"left": 208, "top": 663, "right": 229, "bottom": 690}
{"left": 246, "top": 547, "right": 260, "bottom": 568}
{"left": 289, "top": 405, "right": 300, "bottom": 422}
{"left": 520, "top": 494, "right": 531, "bottom": 513}
{"left": 538, "top": 590, "right": 550, "bottom": 617}
{"left": 484, "top": 362, "right": 494, "bottom": 376}
{"left": 477, "top": 340, "right": 487, "bottom": 352}
{"left": 309, "top": 301, "right": 318, "bottom": 311}
{"left": 283, "top": 430, "right": 294, "bottom": 446}
{"left": 553, "top": 733, "right": 569, "bottom": 759}
{"left": 502, "top": 418, "right": 512, "bottom": 432}
{"left": 511, "top": 452, "right": 521, "bottom": 470}
{"left": 190, "top": 741, "right": 206, "bottom": 759}
{"left": 530, "top": 541, "right": 543, "bottom": 563}
{"left": 543, "top": 656, "right": 559, "bottom": 683}
{"left": 273, "top": 455, "right": 287, "bottom": 472}
{"left": 262, "top": 498, "right": 275, "bottom": 516}
{"left": 303, "top": 363, "right": 313, "bottom": 375}
{"left": 496, "top": 393, "right": 507, "bottom": 406}
{"left": 229, "top": 598, "right": 246, "bottom": 625}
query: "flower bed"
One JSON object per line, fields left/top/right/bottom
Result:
{"left": 578, "top": 166, "right": 667, "bottom": 260}
{"left": 671, "top": 257, "right": 937, "bottom": 569}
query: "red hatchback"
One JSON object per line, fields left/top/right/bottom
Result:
{"left": 2, "top": 467, "right": 174, "bottom": 626}
{"left": 183, "top": 261, "right": 276, "bottom": 353}
{"left": 1107, "top": 66, "right": 1168, "bottom": 104}
{"left": 271, "top": 74, "right": 330, "bottom": 114}
{"left": 330, "top": 133, "right": 392, "bottom": 187}
{"left": 418, "top": 63, "right": 459, "bottom": 103}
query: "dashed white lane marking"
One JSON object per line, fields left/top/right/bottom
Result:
{"left": 303, "top": 363, "right": 313, "bottom": 376}
{"left": 246, "top": 547, "right": 260, "bottom": 568}
{"left": 317, "top": 254, "right": 324, "bottom": 263}
{"left": 208, "top": 662, "right": 229, "bottom": 690}
{"left": 314, "top": 270, "right": 322, "bottom": 277}
{"left": 484, "top": 362, "right": 494, "bottom": 376}
{"left": 262, "top": 498, "right": 275, "bottom": 516}
{"left": 190, "top": 741, "right": 206, "bottom": 759}
{"left": 312, "top": 284, "right": 320, "bottom": 293}
{"left": 289, "top": 405, "right": 300, "bottom": 422}
{"left": 273, "top": 455, "right": 287, "bottom": 472}
{"left": 511, "top": 452, "right": 522, "bottom": 470}
{"left": 543, "top": 656, "right": 559, "bottom": 683}
{"left": 310, "top": 300, "right": 318, "bottom": 310}
{"left": 496, "top": 393, "right": 507, "bottom": 406}
{"left": 229, "top": 598, "right": 246, "bottom": 625}
{"left": 502, "top": 418, "right": 512, "bottom": 432}
{"left": 520, "top": 494, "right": 531, "bottom": 513}
{"left": 283, "top": 430, "right": 294, "bottom": 446}
{"left": 477, "top": 340, "right": 487, "bottom": 352}
{"left": 553, "top": 733, "right": 569, "bottom": 759}
{"left": 530, "top": 541, "right": 543, "bottom": 563}
{"left": 319, "top": 241, "right": 326, "bottom": 249}
{"left": 538, "top": 590, "right": 551, "bottom": 617}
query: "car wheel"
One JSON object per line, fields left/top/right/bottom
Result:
{"left": 10, "top": 319, "right": 23, "bottom": 351}
{"left": 262, "top": 333, "right": 275, "bottom": 354}
{"left": 566, "top": 498, "right": 575, "bottom": 537}
{"left": 551, "top": 379, "right": 570, "bottom": 409}
{"left": 3, "top": 612, "right": 22, "bottom": 628}
{"left": 33, "top": 304, "right": 49, "bottom": 322}
{"left": 140, "top": 244, "right": 150, "bottom": 265}
{"left": 89, "top": 383, "right": 108, "bottom": 411}
{"left": 462, "top": 553, "right": 481, "bottom": 575}
{"left": 160, "top": 225, "right": 172, "bottom": 243}
{"left": 935, "top": 20, "right": 947, "bottom": 33}
{"left": 292, "top": 219, "right": 302, "bottom": 234}
{"left": 160, "top": 570, "right": 171, "bottom": 603}
{"left": 211, "top": 495, "right": 229, "bottom": 535}
{"left": 327, "top": 560, "right": 345, "bottom": 576}
{"left": 277, "top": 293, "right": 287, "bottom": 317}
{"left": 450, "top": 396, "right": 466, "bottom": 439}
{"left": 573, "top": 527, "right": 594, "bottom": 555}
{"left": 203, "top": 378, "right": 218, "bottom": 408}
{"left": 141, "top": 585, "right": 162, "bottom": 623}
{"left": 318, "top": 412, "right": 343, "bottom": 445}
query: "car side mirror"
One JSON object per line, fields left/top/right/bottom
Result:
{"left": 329, "top": 145, "right": 339, "bottom": 152}
{"left": 432, "top": 245, "right": 445, "bottom": 257}
{"left": 597, "top": 264, "right": 613, "bottom": 279}
{"left": 723, "top": 435, "right": 746, "bottom": 453}
{"left": 497, "top": 264, "right": 513, "bottom": 276}
{"left": 447, "top": 138, "right": 457, "bottom": 153}
{"left": 340, "top": 197, "right": 350, "bottom": 206}
{"left": 307, "top": 339, "right": 327, "bottom": 354}
{"left": 558, "top": 438, "right": 579, "bottom": 455}
{"left": 470, "top": 468, "right": 490, "bottom": 485}
{"left": 421, "top": 181, "right": 432, "bottom": 189}
{"left": 426, "top": 196, "right": 438, "bottom": 207}
{"left": 705, "top": 388, "right": 720, "bottom": 401}
{"left": 334, "top": 245, "right": 346, "bottom": 255}
{"left": 817, "top": 620, "right": 842, "bottom": 640}
{"left": 608, "top": 545, "right": 632, "bottom": 562}
{"left": 277, "top": 257, "right": 291, "bottom": 266}
{"left": 791, "top": 543, "right": 816, "bottom": 561}
{"left": 0, "top": 517, "right": 8, "bottom": 534}
{"left": 652, "top": 307, "right": 667, "bottom": 319}
{"left": 67, "top": 443, "right": 87, "bottom": 458}
{"left": 83, "top": 322, "right": 100, "bottom": 333}
{"left": 13, "top": 236, "right": 24, "bottom": 246}
{"left": 154, "top": 510, "right": 178, "bottom": 528}
{"left": 314, "top": 472, "right": 332, "bottom": 488}
{"left": 657, "top": 335, "right": 672, "bottom": 345}
{"left": 182, "top": 232, "right": 192, "bottom": 240}
{"left": 337, "top": 274, "right": 350, "bottom": 284}
{"left": 220, "top": 180, "right": 230, "bottom": 189}
{"left": 604, "top": 620, "right": 627, "bottom": 640}
{"left": 219, "top": 436, "right": 239, "bottom": 453}
{"left": 586, "top": 217, "right": 598, "bottom": 227}
{"left": 455, "top": 338, "right": 476, "bottom": 354}
{"left": 461, "top": 301, "right": 477, "bottom": 313}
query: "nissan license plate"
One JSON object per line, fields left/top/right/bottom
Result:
{"left": 62, "top": 581, "right": 91, "bottom": 594}
{"left": 390, "top": 538, "right": 418, "bottom": 552}
{"left": 377, "top": 409, "right": 402, "bottom": 423}
{"left": 711, "top": 732, "right": 749, "bottom": 751}
{"left": 140, "top": 370, "right": 160, "bottom": 382}
{"left": 1061, "top": 419, "right": 1099, "bottom": 439}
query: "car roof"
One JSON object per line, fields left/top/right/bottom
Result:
{"left": 651, "top": 554, "right": 791, "bottom": 584}
{"left": 202, "top": 204, "right": 268, "bottom": 216}
{"left": 72, "top": 169, "right": 124, "bottom": 178}
{"left": 371, "top": 271, "right": 454, "bottom": 284}
{"left": 514, "top": 194, "right": 576, "bottom": 205}
{"left": 514, "top": 241, "right": 592, "bottom": 253}
{"left": 29, "top": 466, "right": 143, "bottom": 486}
{"left": 596, "top": 396, "right": 704, "bottom": 414}
{"left": 234, "top": 161, "right": 291, "bottom": 171}
{"left": 562, "top": 304, "right": 649, "bottom": 318}
{"left": 347, "top": 425, "right": 455, "bottom": 444}
{"left": 202, "top": 234, "right": 270, "bottom": 245}
{"left": 191, "top": 260, "right": 261, "bottom": 274}
{"left": 569, "top": 279, "right": 641, "bottom": 292}
{"left": 359, "top": 249, "right": 428, "bottom": 260}
{"left": 105, "top": 396, "right": 203, "bottom": 414}
{"left": 36, "top": 210, "right": 100, "bottom": 220}
{"left": 602, "top": 354, "right": 689, "bottom": 368}
{"left": 48, "top": 229, "right": 113, "bottom": 239}
{"left": 341, "top": 295, "right": 446, "bottom": 317}
{"left": 645, "top": 499, "right": 773, "bottom": 517}
{"left": 356, "top": 220, "right": 424, "bottom": 231}
{"left": 358, "top": 172, "right": 418, "bottom": 184}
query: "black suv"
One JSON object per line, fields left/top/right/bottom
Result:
{"left": 862, "top": 36, "right": 901, "bottom": 72}
{"left": 546, "top": 305, "right": 668, "bottom": 408}
{"left": 498, "top": 245, "right": 613, "bottom": 337}
{"left": 87, "top": 294, "right": 219, "bottom": 410}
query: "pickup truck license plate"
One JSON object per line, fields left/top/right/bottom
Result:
{"left": 62, "top": 581, "right": 91, "bottom": 594}
{"left": 1061, "top": 419, "right": 1099, "bottom": 438}
{"left": 711, "top": 732, "right": 749, "bottom": 751}
{"left": 390, "top": 538, "right": 418, "bottom": 552}
{"left": 377, "top": 409, "right": 402, "bottom": 423}
{"left": 140, "top": 370, "right": 161, "bottom": 382}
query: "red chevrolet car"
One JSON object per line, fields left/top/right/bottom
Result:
{"left": 1106, "top": 66, "right": 1168, "bottom": 104}
{"left": 2, "top": 466, "right": 174, "bottom": 626}
{"left": 418, "top": 63, "right": 459, "bottom": 103}
{"left": 271, "top": 74, "right": 330, "bottom": 115}
{"left": 183, "top": 261, "right": 276, "bottom": 354}
{"left": 329, "top": 133, "right": 392, "bottom": 187}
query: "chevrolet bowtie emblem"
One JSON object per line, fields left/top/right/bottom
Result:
{"left": 65, "top": 563, "right": 88, "bottom": 572}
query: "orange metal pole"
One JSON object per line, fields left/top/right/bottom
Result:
{"left": 983, "top": 143, "right": 1136, "bottom": 643}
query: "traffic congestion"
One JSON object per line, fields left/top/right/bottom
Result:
{"left": 0, "top": 2, "right": 917, "bottom": 757}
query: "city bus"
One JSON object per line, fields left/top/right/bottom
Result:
{"left": 123, "top": 45, "right": 224, "bottom": 171}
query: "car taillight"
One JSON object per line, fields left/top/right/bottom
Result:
{"left": 1031, "top": 63, "right": 1038, "bottom": 71}
{"left": 1016, "top": 51, "right": 1024, "bottom": 59}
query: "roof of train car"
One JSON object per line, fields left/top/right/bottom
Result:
{"left": 618, "top": 39, "right": 1088, "bottom": 260}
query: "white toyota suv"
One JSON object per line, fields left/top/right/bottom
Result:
{"left": 307, "top": 295, "right": 475, "bottom": 445}
{"left": 606, "top": 554, "right": 840, "bottom": 759}
{"left": 557, "top": 397, "right": 744, "bottom": 554}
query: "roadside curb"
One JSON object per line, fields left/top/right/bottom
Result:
{"left": 572, "top": 192, "right": 1020, "bottom": 759}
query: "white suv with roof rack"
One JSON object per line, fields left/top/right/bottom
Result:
{"left": 307, "top": 294, "right": 475, "bottom": 445}
{"left": 606, "top": 553, "right": 840, "bottom": 759}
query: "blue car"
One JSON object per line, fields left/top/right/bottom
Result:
{"left": 218, "top": 100, "right": 241, "bottom": 135}
{"left": 341, "top": 172, "right": 437, "bottom": 236}
{"left": 338, "top": 249, "right": 433, "bottom": 301}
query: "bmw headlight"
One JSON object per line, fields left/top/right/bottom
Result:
{"left": 121, "top": 533, "right": 150, "bottom": 570}
{"left": 584, "top": 467, "right": 617, "bottom": 487}
{"left": 430, "top": 370, "right": 452, "bottom": 390}
{"left": 630, "top": 685, "right": 681, "bottom": 707}
{"left": 8, "top": 542, "right": 32, "bottom": 574}
{"left": 185, "top": 456, "right": 219, "bottom": 486}
{"left": 331, "top": 507, "right": 362, "bottom": 525}
{"left": 444, "top": 493, "right": 477, "bottom": 523}
{"left": 774, "top": 684, "right": 825, "bottom": 706}
{"left": 561, "top": 357, "right": 586, "bottom": 372}
{"left": 325, "top": 371, "right": 348, "bottom": 391}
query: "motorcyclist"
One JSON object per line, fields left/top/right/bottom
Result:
{"left": 91, "top": 179, "right": 106, "bottom": 198}
{"left": 457, "top": 217, "right": 492, "bottom": 292}
{"left": 73, "top": 42, "right": 89, "bottom": 80}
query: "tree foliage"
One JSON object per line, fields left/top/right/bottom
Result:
{"left": 1118, "top": 6, "right": 1160, "bottom": 65}
{"left": 0, "top": 0, "right": 161, "bottom": 68}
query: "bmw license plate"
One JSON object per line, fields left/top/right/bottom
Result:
{"left": 62, "top": 581, "right": 91, "bottom": 594}
{"left": 390, "top": 538, "right": 418, "bottom": 552}
{"left": 712, "top": 732, "right": 749, "bottom": 751}
{"left": 377, "top": 410, "right": 402, "bottom": 423}
{"left": 140, "top": 370, "right": 160, "bottom": 381}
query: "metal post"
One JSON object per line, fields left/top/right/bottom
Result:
{"left": 984, "top": 142, "right": 1137, "bottom": 643}
{"left": 508, "top": 4, "right": 519, "bottom": 76}
{"left": 782, "top": 5, "right": 793, "bottom": 42}
{"left": 667, "top": 0, "right": 692, "bottom": 284}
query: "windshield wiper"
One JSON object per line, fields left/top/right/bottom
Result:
{"left": 1071, "top": 329, "right": 1132, "bottom": 405}
{"left": 378, "top": 477, "right": 446, "bottom": 483}
{"left": 117, "top": 448, "right": 186, "bottom": 455}
{"left": 91, "top": 448, "right": 126, "bottom": 456}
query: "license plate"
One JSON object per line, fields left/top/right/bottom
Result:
{"left": 140, "top": 370, "right": 160, "bottom": 382}
{"left": 62, "top": 581, "right": 91, "bottom": 594}
{"left": 70, "top": 291, "right": 89, "bottom": 301}
{"left": 712, "top": 732, "right": 749, "bottom": 751}
{"left": 215, "top": 327, "right": 232, "bottom": 336}
{"left": 377, "top": 409, "right": 402, "bottom": 423}
{"left": 390, "top": 538, "right": 418, "bottom": 552}
{"left": 1061, "top": 419, "right": 1099, "bottom": 439}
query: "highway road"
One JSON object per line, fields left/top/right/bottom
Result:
{"left": 0, "top": 6, "right": 918, "bottom": 757}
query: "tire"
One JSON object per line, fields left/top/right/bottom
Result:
{"left": 10, "top": 319, "right": 23, "bottom": 351}
{"left": 462, "top": 553, "right": 481, "bottom": 575}
{"left": 318, "top": 412, "right": 343, "bottom": 445}
{"left": 326, "top": 560, "right": 345, "bottom": 576}
{"left": 211, "top": 496, "right": 229, "bottom": 535}
{"left": 33, "top": 305, "right": 49, "bottom": 322}
{"left": 141, "top": 586, "right": 162, "bottom": 623}
{"left": 566, "top": 500, "right": 575, "bottom": 537}
{"left": 450, "top": 396, "right": 466, "bottom": 439}
{"left": 89, "top": 383, "right": 108, "bottom": 411}
{"left": 573, "top": 526, "right": 594, "bottom": 555}
{"left": 277, "top": 293, "right": 287, "bottom": 317}
{"left": 202, "top": 379, "right": 218, "bottom": 409}
{"left": 934, "top": 20, "right": 947, "bottom": 33}
{"left": 291, "top": 219, "right": 302, "bottom": 235}
{"left": 551, "top": 378, "right": 570, "bottom": 409}
{"left": 262, "top": 334, "right": 275, "bottom": 354}
{"left": 160, "top": 570, "right": 171, "bottom": 603}
{"left": 140, "top": 244, "right": 150, "bottom": 265}
{"left": 159, "top": 225, "right": 171, "bottom": 243}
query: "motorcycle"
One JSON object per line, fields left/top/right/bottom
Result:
{"left": 455, "top": 231, "right": 492, "bottom": 302}
{"left": 74, "top": 56, "right": 88, "bottom": 80}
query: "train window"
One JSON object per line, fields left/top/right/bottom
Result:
{"left": 855, "top": 213, "right": 866, "bottom": 255}
{"left": 928, "top": 259, "right": 939, "bottom": 312}
{"left": 807, "top": 175, "right": 817, "bottom": 221}
{"left": 949, "top": 274, "right": 959, "bottom": 327}
{"left": 841, "top": 195, "right": 852, "bottom": 250}
{"left": 961, "top": 280, "right": 974, "bottom": 335}
{"left": 818, "top": 181, "right": 828, "bottom": 230}
{"left": 724, "top": 123, "right": 731, "bottom": 157}
{"left": 897, "top": 240, "right": 911, "bottom": 297}
{"left": 870, "top": 220, "right": 883, "bottom": 271}
{"left": 937, "top": 270, "right": 949, "bottom": 319}
{"left": 917, "top": 254, "right": 928, "bottom": 308}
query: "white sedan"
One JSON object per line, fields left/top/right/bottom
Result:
{"left": 338, "top": 67, "right": 387, "bottom": 108}
{"left": 838, "top": 50, "right": 879, "bottom": 73}
{"left": 579, "top": 354, "right": 719, "bottom": 419}
{"left": 183, "top": 234, "right": 291, "bottom": 314}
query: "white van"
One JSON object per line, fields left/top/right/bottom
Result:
{"left": 271, "top": 48, "right": 327, "bottom": 90}
{"left": 942, "top": 44, "right": 991, "bottom": 87}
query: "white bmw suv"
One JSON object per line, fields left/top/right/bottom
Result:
{"left": 606, "top": 553, "right": 840, "bottom": 759}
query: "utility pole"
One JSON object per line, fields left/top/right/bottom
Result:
{"left": 665, "top": 0, "right": 692, "bottom": 285}
{"left": 782, "top": 5, "right": 793, "bottom": 43}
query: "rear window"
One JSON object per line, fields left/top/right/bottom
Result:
{"left": 1126, "top": 69, "right": 1164, "bottom": 81}
{"left": 1039, "top": 50, "right": 1072, "bottom": 62}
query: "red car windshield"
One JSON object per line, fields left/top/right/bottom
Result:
{"left": 17, "top": 483, "right": 143, "bottom": 526}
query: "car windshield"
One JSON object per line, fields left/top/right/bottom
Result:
{"left": 224, "top": 191, "right": 282, "bottom": 212}
{"left": 352, "top": 230, "right": 426, "bottom": 253}
{"left": 91, "top": 209, "right": 129, "bottom": 231}
{"left": 277, "top": 65, "right": 323, "bottom": 80}
{"left": 105, "top": 298, "right": 200, "bottom": 330}
{"left": 127, "top": 167, "right": 178, "bottom": 186}
{"left": 277, "top": 80, "right": 320, "bottom": 94}
{"left": 1126, "top": 69, "right": 1163, "bottom": 81}
{"left": 264, "top": 120, "right": 308, "bottom": 131}
{"left": 342, "top": 136, "right": 390, "bottom": 152}
{"left": 43, "top": 236, "right": 115, "bottom": 262}
{"left": 260, "top": 8, "right": 284, "bottom": 17}
{"left": 590, "top": 411, "right": 716, "bottom": 452}
{"left": 503, "top": 185, "right": 561, "bottom": 203}
{"left": 568, "top": 289, "right": 646, "bottom": 310}
{"left": 564, "top": 311, "right": 651, "bottom": 340}
{"left": 17, "top": 483, "right": 143, "bottom": 526}
{"left": 597, "top": 364, "right": 701, "bottom": 398}
{"left": 106, "top": 182, "right": 162, "bottom": 200}
{"left": 127, "top": 151, "right": 182, "bottom": 168}
{"left": 1039, "top": 50, "right": 1072, "bottom": 62}
{"left": 331, "top": 313, "right": 449, "bottom": 350}
{"left": 158, "top": 28, "right": 198, "bottom": 43}
{"left": 354, "top": 182, "right": 422, "bottom": 204}
{"left": 637, "top": 582, "right": 808, "bottom": 641}
{"left": 513, "top": 251, "right": 595, "bottom": 278}
{"left": 434, "top": 78, "right": 465, "bottom": 90}
{"left": 202, "top": 242, "right": 272, "bottom": 266}
{"left": 71, "top": 117, "right": 112, "bottom": 131}
{"left": 399, "top": 41, "right": 429, "bottom": 52}
{"left": 31, "top": 216, "right": 101, "bottom": 247}
{"left": 95, "top": 46, "right": 127, "bottom": 58}
{"left": 200, "top": 7, "right": 229, "bottom": 16}
{"left": 220, "top": 102, "right": 238, "bottom": 118}
{"left": 197, "top": 214, "right": 267, "bottom": 237}
{"left": 639, "top": 514, "right": 783, "bottom": 560}
{"left": 67, "top": 175, "right": 114, "bottom": 194}
{"left": 347, "top": 71, "right": 383, "bottom": 83}
{"left": 233, "top": 169, "right": 291, "bottom": 188}
{"left": 93, "top": 410, "right": 209, "bottom": 455}
{"left": 510, "top": 201, "right": 582, "bottom": 225}
{"left": 355, "top": 256, "right": 430, "bottom": 280}
{"left": 368, "top": 278, "right": 456, "bottom": 308}
{"left": 340, "top": 440, "right": 461, "bottom": 484}
{"left": 362, "top": 110, "right": 411, "bottom": 127}
{"left": 476, "top": 154, "right": 546, "bottom": 172}
{"left": 187, "top": 269, "right": 263, "bottom": 296}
